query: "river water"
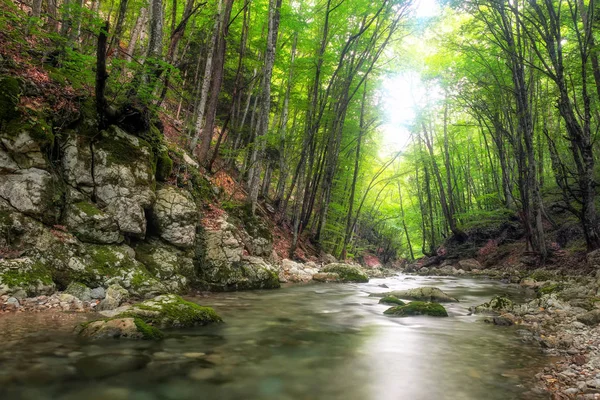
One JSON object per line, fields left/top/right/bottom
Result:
{"left": 0, "top": 275, "right": 548, "bottom": 400}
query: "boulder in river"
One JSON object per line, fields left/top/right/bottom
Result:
{"left": 371, "top": 287, "right": 458, "bottom": 302}
{"left": 77, "top": 317, "right": 164, "bottom": 340}
{"left": 320, "top": 263, "right": 368, "bottom": 283}
{"left": 379, "top": 295, "right": 406, "bottom": 306}
{"left": 383, "top": 301, "right": 448, "bottom": 317}
{"left": 470, "top": 295, "right": 514, "bottom": 314}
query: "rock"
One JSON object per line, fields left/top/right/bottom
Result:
{"left": 1, "top": 129, "right": 48, "bottom": 170}
{"left": 134, "top": 240, "right": 193, "bottom": 293}
{"left": 320, "top": 263, "right": 369, "bottom": 283}
{"left": 151, "top": 187, "right": 198, "bottom": 248}
{"left": 65, "top": 282, "right": 92, "bottom": 302}
{"left": 383, "top": 301, "right": 448, "bottom": 317}
{"left": 97, "top": 284, "right": 129, "bottom": 311}
{"left": 90, "top": 287, "right": 106, "bottom": 299}
{"left": 577, "top": 310, "right": 600, "bottom": 326}
{"left": 372, "top": 287, "right": 458, "bottom": 302}
{"left": 77, "top": 317, "right": 164, "bottom": 340}
{"left": 106, "top": 197, "right": 147, "bottom": 238}
{"left": 113, "top": 294, "right": 222, "bottom": 329}
{"left": 379, "top": 295, "right": 406, "bottom": 306}
{"left": 74, "top": 354, "right": 152, "bottom": 379}
{"left": 471, "top": 296, "right": 514, "bottom": 314}
{"left": 278, "top": 259, "right": 318, "bottom": 283}
{"left": 458, "top": 259, "right": 481, "bottom": 271}
{"left": 312, "top": 272, "right": 340, "bottom": 282}
{"left": 0, "top": 257, "right": 55, "bottom": 297}
{"left": 6, "top": 296, "right": 20, "bottom": 308}
{"left": 0, "top": 168, "right": 59, "bottom": 221}
{"left": 182, "top": 152, "right": 199, "bottom": 169}
{"left": 490, "top": 316, "right": 514, "bottom": 326}
{"left": 320, "top": 253, "right": 338, "bottom": 265}
{"left": 64, "top": 201, "right": 122, "bottom": 244}
{"left": 61, "top": 133, "right": 95, "bottom": 194}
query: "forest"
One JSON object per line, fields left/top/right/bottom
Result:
{"left": 1, "top": 0, "right": 599, "bottom": 264}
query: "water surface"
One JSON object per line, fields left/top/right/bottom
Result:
{"left": 0, "top": 275, "right": 547, "bottom": 400}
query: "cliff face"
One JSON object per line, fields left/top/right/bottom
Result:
{"left": 0, "top": 86, "right": 279, "bottom": 301}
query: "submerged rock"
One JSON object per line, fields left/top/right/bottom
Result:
{"left": 114, "top": 294, "right": 222, "bottom": 329}
{"left": 379, "top": 295, "right": 406, "bottom": 306}
{"left": 383, "top": 301, "right": 448, "bottom": 317}
{"left": 77, "top": 317, "right": 164, "bottom": 340}
{"left": 372, "top": 287, "right": 458, "bottom": 302}
{"left": 320, "top": 263, "right": 368, "bottom": 283}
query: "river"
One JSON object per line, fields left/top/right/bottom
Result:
{"left": 0, "top": 275, "right": 549, "bottom": 400}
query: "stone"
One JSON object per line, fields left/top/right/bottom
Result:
{"left": 372, "top": 287, "right": 458, "bottom": 302}
{"left": 97, "top": 284, "right": 129, "bottom": 311}
{"left": 0, "top": 168, "right": 59, "bottom": 221}
{"left": 0, "top": 257, "right": 55, "bottom": 297}
{"left": 6, "top": 296, "right": 20, "bottom": 307}
{"left": 106, "top": 198, "right": 147, "bottom": 238}
{"left": 1, "top": 129, "right": 47, "bottom": 170}
{"left": 383, "top": 301, "right": 448, "bottom": 317}
{"left": 61, "top": 133, "right": 95, "bottom": 194}
{"left": 278, "top": 259, "right": 318, "bottom": 283}
{"left": 379, "top": 295, "right": 406, "bottom": 306}
{"left": 320, "top": 253, "right": 338, "bottom": 264}
{"left": 577, "top": 310, "right": 600, "bottom": 326}
{"left": 458, "top": 258, "right": 481, "bottom": 271}
{"left": 471, "top": 296, "right": 514, "bottom": 314}
{"left": 90, "top": 287, "right": 106, "bottom": 299}
{"left": 65, "top": 282, "right": 92, "bottom": 302}
{"left": 134, "top": 240, "right": 193, "bottom": 293}
{"left": 320, "top": 263, "right": 369, "bottom": 283}
{"left": 64, "top": 201, "right": 122, "bottom": 244}
{"left": 312, "top": 272, "right": 340, "bottom": 282}
{"left": 113, "top": 294, "right": 222, "bottom": 329}
{"left": 77, "top": 317, "right": 164, "bottom": 340}
{"left": 151, "top": 187, "right": 198, "bottom": 248}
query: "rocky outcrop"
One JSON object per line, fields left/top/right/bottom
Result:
{"left": 134, "top": 240, "right": 194, "bottom": 293}
{"left": 0, "top": 168, "right": 59, "bottom": 221}
{"left": 151, "top": 186, "right": 197, "bottom": 248}
{"left": 64, "top": 201, "right": 122, "bottom": 244}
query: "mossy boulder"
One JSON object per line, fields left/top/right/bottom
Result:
{"left": 538, "top": 282, "right": 564, "bottom": 297}
{"left": 0, "top": 76, "right": 21, "bottom": 124}
{"left": 134, "top": 240, "right": 193, "bottom": 293}
{"left": 115, "top": 294, "right": 222, "bottom": 329}
{"left": 0, "top": 257, "right": 55, "bottom": 296}
{"left": 470, "top": 295, "right": 514, "bottom": 314}
{"left": 223, "top": 202, "right": 273, "bottom": 257}
{"left": 371, "top": 287, "right": 458, "bottom": 302}
{"left": 379, "top": 295, "right": 406, "bottom": 306}
{"left": 151, "top": 186, "right": 198, "bottom": 248}
{"left": 529, "top": 269, "right": 557, "bottom": 282}
{"left": 65, "top": 281, "right": 92, "bottom": 301}
{"left": 64, "top": 201, "right": 123, "bottom": 244}
{"left": 77, "top": 317, "right": 164, "bottom": 340}
{"left": 320, "top": 263, "right": 369, "bottom": 283}
{"left": 384, "top": 301, "right": 448, "bottom": 317}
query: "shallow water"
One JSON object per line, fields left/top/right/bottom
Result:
{"left": 0, "top": 275, "right": 548, "bottom": 400}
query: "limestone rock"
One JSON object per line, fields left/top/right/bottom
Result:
{"left": 61, "top": 133, "right": 95, "bottom": 194}
{"left": 106, "top": 197, "right": 147, "bottom": 238}
{"left": 320, "top": 263, "right": 369, "bottom": 283}
{"left": 97, "top": 284, "right": 129, "bottom": 311}
{"left": 77, "top": 317, "right": 163, "bottom": 340}
{"left": 0, "top": 257, "right": 55, "bottom": 296}
{"left": 0, "top": 168, "right": 59, "bottom": 220}
{"left": 65, "top": 201, "right": 123, "bottom": 244}
{"left": 152, "top": 187, "right": 197, "bottom": 248}
{"left": 384, "top": 301, "right": 448, "bottom": 317}
{"left": 134, "top": 240, "right": 194, "bottom": 293}
{"left": 113, "top": 294, "right": 222, "bottom": 329}
{"left": 320, "top": 253, "right": 338, "bottom": 265}
{"left": 312, "top": 272, "right": 340, "bottom": 282}
{"left": 278, "top": 259, "right": 318, "bottom": 283}
{"left": 471, "top": 296, "right": 514, "bottom": 314}
{"left": 90, "top": 286, "right": 105, "bottom": 299}
{"left": 372, "top": 287, "right": 458, "bottom": 302}
{"left": 1, "top": 129, "right": 47, "bottom": 170}
{"left": 577, "top": 310, "right": 600, "bottom": 326}
{"left": 458, "top": 258, "right": 481, "bottom": 271}
{"left": 65, "top": 281, "right": 92, "bottom": 302}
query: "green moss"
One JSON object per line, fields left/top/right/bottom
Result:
{"left": 384, "top": 301, "right": 448, "bottom": 317}
{"left": 538, "top": 283, "right": 564, "bottom": 296}
{"left": 119, "top": 294, "right": 222, "bottom": 328}
{"left": 0, "top": 76, "right": 21, "bottom": 123}
{"left": 3, "top": 115, "right": 54, "bottom": 146}
{"left": 156, "top": 151, "right": 173, "bottom": 181}
{"left": 74, "top": 201, "right": 102, "bottom": 216}
{"left": 379, "top": 295, "right": 406, "bottom": 306}
{"left": 321, "top": 264, "right": 369, "bottom": 283}
{"left": 223, "top": 202, "right": 273, "bottom": 242}
{"left": 0, "top": 259, "right": 54, "bottom": 295}
{"left": 529, "top": 269, "right": 556, "bottom": 282}
{"left": 133, "top": 318, "right": 165, "bottom": 340}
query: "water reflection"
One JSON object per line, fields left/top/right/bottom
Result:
{"left": 0, "top": 275, "right": 546, "bottom": 399}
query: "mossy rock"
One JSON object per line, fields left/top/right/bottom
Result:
{"left": 470, "top": 295, "right": 514, "bottom": 314}
{"left": 117, "top": 294, "right": 222, "bottom": 329}
{"left": 538, "top": 282, "right": 564, "bottom": 297}
{"left": 529, "top": 269, "right": 557, "bottom": 282}
{"left": 156, "top": 150, "right": 173, "bottom": 181}
{"left": 77, "top": 317, "right": 164, "bottom": 340}
{"left": 379, "top": 295, "right": 406, "bottom": 306}
{"left": 0, "top": 75, "right": 21, "bottom": 124}
{"left": 321, "top": 263, "right": 369, "bottom": 283}
{"left": 384, "top": 301, "right": 448, "bottom": 317}
{"left": 371, "top": 287, "right": 457, "bottom": 302}
{"left": 0, "top": 257, "right": 55, "bottom": 296}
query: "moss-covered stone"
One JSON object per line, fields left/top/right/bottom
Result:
{"left": 0, "top": 257, "right": 55, "bottom": 296}
{"left": 74, "top": 201, "right": 102, "bottom": 216}
{"left": 384, "top": 301, "right": 448, "bottom": 317}
{"left": 529, "top": 269, "right": 557, "bottom": 282}
{"left": 155, "top": 150, "right": 173, "bottom": 181}
{"left": 379, "top": 295, "right": 406, "bottom": 306}
{"left": 118, "top": 294, "right": 222, "bottom": 329}
{"left": 77, "top": 317, "right": 165, "bottom": 340}
{"left": 133, "top": 318, "right": 164, "bottom": 339}
{"left": 371, "top": 287, "right": 458, "bottom": 302}
{"left": 0, "top": 76, "right": 21, "bottom": 124}
{"left": 538, "top": 282, "right": 564, "bottom": 296}
{"left": 320, "top": 263, "right": 369, "bottom": 283}
{"left": 470, "top": 295, "right": 514, "bottom": 314}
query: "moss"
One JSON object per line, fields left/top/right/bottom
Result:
{"left": 0, "top": 259, "right": 54, "bottom": 294}
{"left": 3, "top": 115, "right": 54, "bottom": 146}
{"left": 384, "top": 301, "right": 448, "bottom": 317}
{"left": 119, "top": 294, "right": 222, "bottom": 328}
{"left": 538, "top": 283, "right": 564, "bottom": 296}
{"left": 529, "top": 269, "right": 556, "bottom": 282}
{"left": 133, "top": 318, "right": 165, "bottom": 340}
{"left": 156, "top": 150, "right": 173, "bottom": 181}
{"left": 0, "top": 76, "right": 21, "bottom": 123}
{"left": 223, "top": 202, "right": 273, "bottom": 242}
{"left": 321, "top": 264, "right": 369, "bottom": 283}
{"left": 379, "top": 295, "right": 406, "bottom": 306}
{"left": 74, "top": 201, "right": 102, "bottom": 216}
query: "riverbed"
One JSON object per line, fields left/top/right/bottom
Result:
{"left": 0, "top": 275, "right": 549, "bottom": 399}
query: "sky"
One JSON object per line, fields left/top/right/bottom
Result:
{"left": 378, "top": 0, "right": 441, "bottom": 153}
